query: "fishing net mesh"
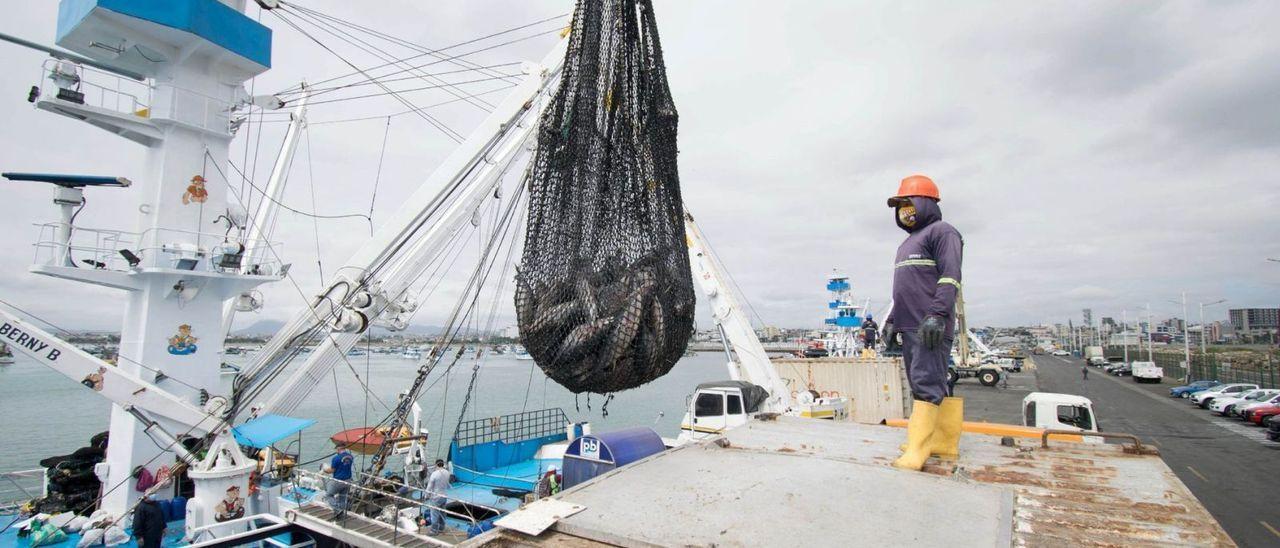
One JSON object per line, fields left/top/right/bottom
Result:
{"left": 515, "top": 0, "right": 694, "bottom": 394}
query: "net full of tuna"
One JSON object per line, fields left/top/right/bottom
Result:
{"left": 515, "top": 0, "right": 695, "bottom": 395}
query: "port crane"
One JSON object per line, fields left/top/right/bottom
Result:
{"left": 677, "top": 212, "right": 849, "bottom": 442}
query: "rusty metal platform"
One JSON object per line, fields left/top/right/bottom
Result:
{"left": 467, "top": 416, "right": 1234, "bottom": 547}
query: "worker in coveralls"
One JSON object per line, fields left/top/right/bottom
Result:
{"left": 882, "top": 175, "right": 965, "bottom": 471}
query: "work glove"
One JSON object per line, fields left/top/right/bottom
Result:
{"left": 920, "top": 315, "right": 946, "bottom": 350}
{"left": 882, "top": 321, "right": 899, "bottom": 352}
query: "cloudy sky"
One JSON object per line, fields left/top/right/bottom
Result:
{"left": 0, "top": 1, "right": 1276, "bottom": 333}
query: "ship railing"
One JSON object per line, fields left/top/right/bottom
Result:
{"left": 33, "top": 223, "right": 286, "bottom": 276}
{"left": 452, "top": 407, "right": 570, "bottom": 447}
{"left": 38, "top": 58, "right": 150, "bottom": 118}
{"left": 0, "top": 468, "right": 46, "bottom": 513}
{"left": 186, "top": 513, "right": 310, "bottom": 547}
{"left": 295, "top": 469, "right": 490, "bottom": 533}
{"left": 151, "top": 82, "right": 236, "bottom": 135}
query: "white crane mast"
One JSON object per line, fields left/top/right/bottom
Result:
{"left": 684, "top": 212, "right": 793, "bottom": 412}
{"left": 236, "top": 39, "right": 569, "bottom": 416}
{"left": 221, "top": 88, "right": 309, "bottom": 340}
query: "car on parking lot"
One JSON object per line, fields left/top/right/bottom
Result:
{"left": 1246, "top": 404, "right": 1280, "bottom": 426}
{"left": 1108, "top": 363, "right": 1133, "bottom": 377}
{"left": 1191, "top": 383, "right": 1259, "bottom": 409}
{"left": 1234, "top": 393, "right": 1280, "bottom": 419}
{"left": 1208, "top": 388, "right": 1277, "bottom": 416}
{"left": 1170, "top": 380, "right": 1220, "bottom": 398}
{"left": 1267, "top": 418, "right": 1280, "bottom": 442}
{"left": 1052, "top": 349, "right": 1069, "bottom": 356}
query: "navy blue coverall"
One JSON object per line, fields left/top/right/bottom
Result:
{"left": 887, "top": 197, "right": 963, "bottom": 404}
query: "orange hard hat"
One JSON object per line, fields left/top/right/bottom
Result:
{"left": 887, "top": 174, "right": 940, "bottom": 207}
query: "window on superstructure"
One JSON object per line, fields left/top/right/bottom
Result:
{"left": 727, "top": 394, "right": 743, "bottom": 415}
{"left": 695, "top": 393, "right": 724, "bottom": 417}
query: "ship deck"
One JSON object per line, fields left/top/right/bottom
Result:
{"left": 466, "top": 416, "right": 1234, "bottom": 547}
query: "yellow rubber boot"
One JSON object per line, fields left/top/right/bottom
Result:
{"left": 897, "top": 397, "right": 964, "bottom": 457}
{"left": 929, "top": 397, "right": 964, "bottom": 458}
{"left": 892, "top": 400, "right": 940, "bottom": 471}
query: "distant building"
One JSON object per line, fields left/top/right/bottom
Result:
{"left": 1109, "top": 332, "right": 1141, "bottom": 346}
{"left": 756, "top": 325, "right": 783, "bottom": 341}
{"left": 1228, "top": 308, "right": 1280, "bottom": 341}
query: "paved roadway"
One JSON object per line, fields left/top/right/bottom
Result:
{"left": 1033, "top": 354, "right": 1280, "bottom": 547}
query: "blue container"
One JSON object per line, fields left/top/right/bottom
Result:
{"left": 562, "top": 427, "right": 664, "bottom": 490}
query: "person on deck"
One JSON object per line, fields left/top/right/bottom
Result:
{"left": 534, "top": 464, "right": 562, "bottom": 498}
{"left": 861, "top": 313, "right": 879, "bottom": 355}
{"left": 323, "top": 442, "right": 355, "bottom": 518}
{"left": 882, "top": 174, "right": 966, "bottom": 471}
{"left": 132, "top": 493, "right": 166, "bottom": 547}
{"left": 426, "top": 459, "right": 451, "bottom": 536}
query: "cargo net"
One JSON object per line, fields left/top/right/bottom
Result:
{"left": 515, "top": 0, "right": 694, "bottom": 395}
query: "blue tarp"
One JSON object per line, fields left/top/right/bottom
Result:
{"left": 232, "top": 414, "right": 314, "bottom": 449}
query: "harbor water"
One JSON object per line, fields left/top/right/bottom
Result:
{"left": 0, "top": 350, "right": 729, "bottom": 474}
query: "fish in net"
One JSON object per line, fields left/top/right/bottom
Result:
{"left": 515, "top": 0, "right": 694, "bottom": 394}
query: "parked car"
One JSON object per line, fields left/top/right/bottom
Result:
{"left": 1267, "top": 417, "right": 1280, "bottom": 442}
{"left": 1234, "top": 393, "right": 1280, "bottom": 419}
{"left": 1170, "top": 380, "right": 1220, "bottom": 399}
{"left": 1108, "top": 364, "right": 1133, "bottom": 377}
{"left": 1192, "top": 383, "right": 1259, "bottom": 409}
{"left": 1052, "top": 349, "right": 1069, "bottom": 356}
{"left": 1208, "top": 389, "right": 1277, "bottom": 416}
{"left": 1246, "top": 404, "right": 1280, "bottom": 426}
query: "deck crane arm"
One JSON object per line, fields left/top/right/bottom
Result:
{"left": 683, "top": 211, "right": 794, "bottom": 413}
{"left": 0, "top": 310, "right": 221, "bottom": 460}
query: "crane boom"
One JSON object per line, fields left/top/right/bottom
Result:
{"left": 684, "top": 211, "right": 793, "bottom": 412}
{"left": 232, "top": 38, "right": 569, "bottom": 418}
{"left": 0, "top": 309, "right": 222, "bottom": 434}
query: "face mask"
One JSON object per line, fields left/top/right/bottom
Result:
{"left": 897, "top": 204, "right": 917, "bottom": 228}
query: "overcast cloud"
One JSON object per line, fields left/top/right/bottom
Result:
{"left": 0, "top": 1, "right": 1276, "bottom": 333}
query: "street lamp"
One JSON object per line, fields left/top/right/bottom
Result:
{"left": 1166, "top": 295, "right": 1194, "bottom": 381}
{"left": 1199, "top": 299, "right": 1226, "bottom": 356}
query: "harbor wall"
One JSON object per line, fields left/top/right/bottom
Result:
{"left": 772, "top": 358, "right": 910, "bottom": 423}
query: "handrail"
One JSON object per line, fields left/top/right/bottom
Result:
{"left": 40, "top": 58, "right": 149, "bottom": 115}
{"left": 1040, "top": 429, "right": 1159, "bottom": 455}
{"left": 187, "top": 513, "right": 290, "bottom": 544}
{"left": 31, "top": 222, "right": 284, "bottom": 274}
{"left": 0, "top": 468, "right": 46, "bottom": 511}
{"left": 296, "top": 469, "right": 486, "bottom": 526}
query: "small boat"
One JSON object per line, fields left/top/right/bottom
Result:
{"left": 401, "top": 348, "right": 423, "bottom": 360}
{"left": 346, "top": 348, "right": 367, "bottom": 357}
{"left": 330, "top": 425, "right": 420, "bottom": 455}
{"left": 514, "top": 348, "right": 534, "bottom": 360}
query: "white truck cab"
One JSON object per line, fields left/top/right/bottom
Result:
{"left": 1023, "top": 392, "right": 1099, "bottom": 433}
{"left": 1131, "top": 361, "right": 1163, "bottom": 383}
{"left": 680, "top": 381, "right": 765, "bottom": 439}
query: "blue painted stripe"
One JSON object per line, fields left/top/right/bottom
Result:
{"left": 58, "top": 0, "right": 271, "bottom": 69}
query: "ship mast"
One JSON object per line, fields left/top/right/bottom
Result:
{"left": 14, "top": 0, "right": 281, "bottom": 519}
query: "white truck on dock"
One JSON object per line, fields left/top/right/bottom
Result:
{"left": 1131, "top": 361, "right": 1164, "bottom": 383}
{"left": 1084, "top": 345, "right": 1106, "bottom": 366}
